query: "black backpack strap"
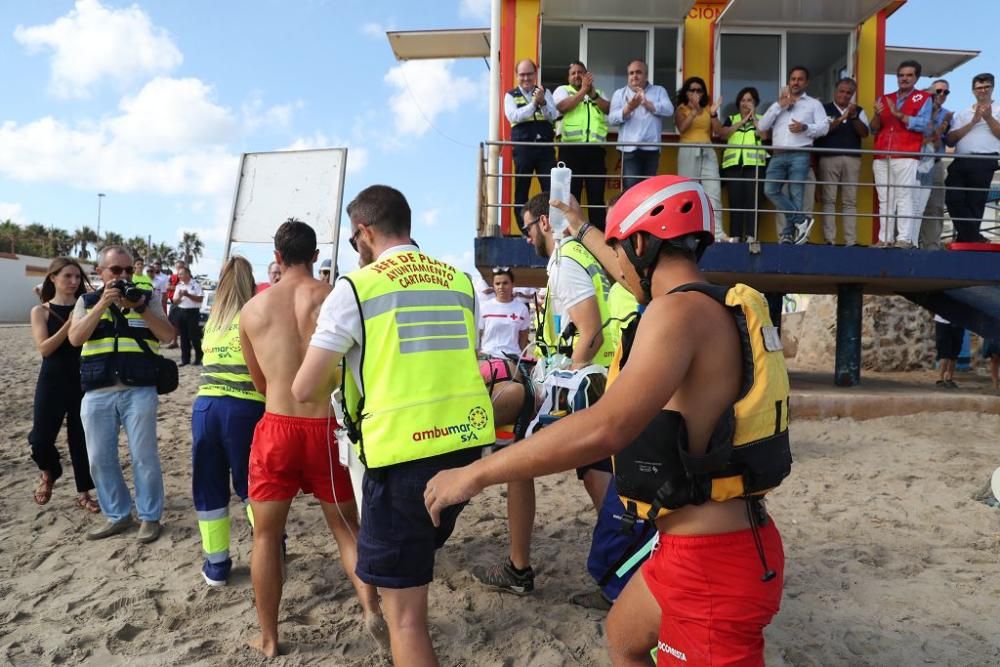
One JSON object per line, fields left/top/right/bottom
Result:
{"left": 107, "top": 306, "right": 159, "bottom": 360}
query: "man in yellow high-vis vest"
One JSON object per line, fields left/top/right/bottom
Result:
{"left": 293, "top": 185, "right": 493, "bottom": 666}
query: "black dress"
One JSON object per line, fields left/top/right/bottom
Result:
{"left": 28, "top": 303, "right": 94, "bottom": 492}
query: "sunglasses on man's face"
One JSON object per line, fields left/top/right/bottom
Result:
{"left": 104, "top": 265, "right": 134, "bottom": 275}
{"left": 349, "top": 226, "right": 364, "bottom": 252}
{"left": 934, "top": 89, "right": 950, "bottom": 96}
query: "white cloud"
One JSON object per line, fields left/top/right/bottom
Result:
{"left": 459, "top": 0, "right": 491, "bottom": 21}
{"left": 109, "top": 77, "right": 237, "bottom": 153}
{"left": 0, "top": 202, "right": 25, "bottom": 224}
{"left": 384, "top": 60, "right": 480, "bottom": 138}
{"left": 419, "top": 208, "right": 441, "bottom": 227}
{"left": 243, "top": 95, "right": 301, "bottom": 131}
{"left": 361, "top": 21, "right": 389, "bottom": 38}
{"left": 439, "top": 249, "right": 476, "bottom": 274}
{"left": 14, "top": 0, "right": 182, "bottom": 99}
{"left": 280, "top": 133, "right": 370, "bottom": 174}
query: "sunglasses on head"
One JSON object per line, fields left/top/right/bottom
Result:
{"left": 492, "top": 266, "right": 510, "bottom": 274}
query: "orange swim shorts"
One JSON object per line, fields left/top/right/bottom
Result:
{"left": 249, "top": 412, "right": 353, "bottom": 505}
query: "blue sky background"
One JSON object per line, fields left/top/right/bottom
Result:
{"left": 0, "top": 0, "right": 994, "bottom": 281}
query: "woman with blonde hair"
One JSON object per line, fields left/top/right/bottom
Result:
{"left": 29, "top": 257, "right": 98, "bottom": 511}
{"left": 191, "top": 256, "right": 265, "bottom": 586}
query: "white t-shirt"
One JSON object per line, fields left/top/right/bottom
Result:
{"left": 546, "top": 237, "right": 597, "bottom": 338}
{"left": 148, "top": 273, "right": 168, "bottom": 306}
{"left": 174, "top": 279, "right": 203, "bottom": 309}
{"left": 952, "top": 103, "right": 1000, "bottom": 154}
{"left": 310, "top": 245, "right": 480, "bottom": 390}
{"left": 479, "top": 298, "right": 530, "bottom": 358}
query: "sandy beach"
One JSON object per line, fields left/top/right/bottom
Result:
{"left": 1, "top": 323, "right": 998, "bottom": 666}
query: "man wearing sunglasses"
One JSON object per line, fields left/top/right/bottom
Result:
{"left": 918, "top": 80, "right": 954, "bottom": 249}
{"left": 68, "top": 245, "right": 173, "bottom": 543}
{"left": 945, "top": 72, "right": 1000, "bottom": 243}
{"left": 609, "top": 60, "right": 674, "bottom": 191}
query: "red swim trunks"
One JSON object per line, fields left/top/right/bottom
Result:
{"left": 642, "top": 521, "right": 784, "bottom": 666}
{"left": 249, "top": 412, "right": 353, "bottom": 505}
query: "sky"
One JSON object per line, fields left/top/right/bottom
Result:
{"left": 0, "top": 0, "right": 995, "bottom": 282}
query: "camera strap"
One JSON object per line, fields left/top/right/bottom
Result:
{"left": 108, "top": 305, "right": 160, "bottom": 361}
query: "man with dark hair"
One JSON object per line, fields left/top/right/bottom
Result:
{"left": 471, "top": 191, "right": 617, "bottom": 597}
{"left": 609, "top": 60, "right": 674, "bottom": 190}
{"left": 293, "top": 185, "right": 493, "bottom": 665}
{"left": 555, "top": 61, "right": 611, "bottom": 229}
{"left": 759, "top": 66, "right": 829, "bottom": 244}
{"left": 69, "top": 245, "right": 174, "bottom": 543}
{"left": 239, "top": 218, "right": 385, "bottom": 657}
{"left": 171, "top": 266, "right": 203, "bottom": 366}
{"left": 504, "top": 59, "right": 557, "bottom": 231}
{"left": 871, "top": 60, "right": 933, "bottom": 248}
{"left": 815, "top": 77, "right": 870, "bottom": 245}
{"left": 945, "top": 72, "right": 1000, "bottom": 243}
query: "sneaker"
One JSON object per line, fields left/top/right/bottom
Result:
{"left": 473, "top": 559, "right": 535, "bottom": 595}
{"left": 202, "top": 571, "right": 227, "bottom": 587}
{"left": 137, "top": 520, "right": 161, "bottom": 544}
{"left": 778, "top": 235, "right": 794, "bottom": 245}
{"left": 794, "top": 217, "right": 815, "bottom": 245}
{"left": 569, "top": 589, "right": 613, "bottom": 611}
{"left": 893, "top": 240, "right": 914, "bottom": 249}
{"left": 87, "top": 516, "right": 134, "bottom": 540}
{"left": 944, "top": 379, "right": 959, "bottom": 389}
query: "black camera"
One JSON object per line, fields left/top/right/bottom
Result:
{"left": 106, "top": 279, "right": 146, "bottom": 304}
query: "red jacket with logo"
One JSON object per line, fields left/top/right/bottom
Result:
{"left": 874, "top": 90, "right": 929, "bottom": 159}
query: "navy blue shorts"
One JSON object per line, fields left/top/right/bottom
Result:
{"left": 576, "top": 457, "right": 613, "bottom": 480}
{"left": 356, "top": 447, "right": 483, "bottom": 589}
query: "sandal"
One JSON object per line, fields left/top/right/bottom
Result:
{"left": 33, "top": 472, "right": 54, "bottom": 505}
{"left": 76, "top": 494, "right": 101, "bottom": 514}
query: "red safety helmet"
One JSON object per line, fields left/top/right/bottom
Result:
{"left": 606, "top": 175, "right": 715, "bottom": 248}
{"left": 605, "top": 175, "right": 715, "bottom": 301}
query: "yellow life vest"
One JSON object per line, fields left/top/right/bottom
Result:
{"left": 341, "top": 250, "right": 494, "bottom": 468}
{"left": 721, "top": 113, "right": 767, "bottom": 169}
{"left": 197, "top": 315, "right": 264, "bottom": 402}
{"left": 611, "top": 282, "right": 792, "bottom": 522}
{"left": 560, "top": 85, "right": 608, "bottom": 143}
{"left": 537, "top": 239, "right": 617, "bottom": 368}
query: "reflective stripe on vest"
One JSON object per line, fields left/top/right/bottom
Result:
{"left": 197, "top": 315, "right": 264, "bottom": 402}
{"left": 508, "top": 87, "right": 547, "bottom": 126}
{"left": 342, "top": 250, "right": 494, "bottom": 468}
{"left": 80, "top": 306, "right": 159, "bottom": 358}
{"left": 538, "top": 239, "right": 617, "bottom": 367}
{"left": 721, "top": 114, "right": 766, "bottom": 169}
{"left": 560, "top": 85, "right": 608, "bottom": 143}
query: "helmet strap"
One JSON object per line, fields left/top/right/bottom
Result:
{"left": 621, "top": 234, "right": 663, "bottom": 303}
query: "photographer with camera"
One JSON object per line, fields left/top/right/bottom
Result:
{"left": 69, "top": 245, "right": 174, "bottom": 543}
{"left": 171, "top": 266, "right": 204, "bottom": 367}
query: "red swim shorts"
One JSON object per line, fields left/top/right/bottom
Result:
{"left": 249, "top": 412, "right": 353, "bottom": 505}
{"left": 642, "top": 520, "right": 784, "bottom": 666}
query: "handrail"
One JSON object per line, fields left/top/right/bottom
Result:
{"left": 478, "top": 139, "right": 1000, "bottom": 244}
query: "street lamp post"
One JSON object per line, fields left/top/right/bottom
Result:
{"left": 96, "top": 193, "right": 106, "bottom": 237}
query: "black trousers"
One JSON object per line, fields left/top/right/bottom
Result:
{"left": 723, "top": 164, "right": 764, "bottom": 239}
{"left": 512, "top": 145, "right": 556, "bottom": 231}
{"left": 178, "top": 307, "right": 203, "bottom": 364}
{"left": 559, "top": 144, "right": 607, "bottom": 230}
{"left": 944, "top": 154, "right": 999, "bottom": 242}
{"left": 29, "top": 371, "right": 93, "bottom": 492}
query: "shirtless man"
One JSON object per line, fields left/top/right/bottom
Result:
{"left": 239, "top": 219, "right": 386, "bottom": 657}
{"left": 425, "top": 177, "right": 790, "bottom": 665}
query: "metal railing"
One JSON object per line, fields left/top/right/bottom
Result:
{"left": 478, "top": 139, "right": 1000, "bottom": 246}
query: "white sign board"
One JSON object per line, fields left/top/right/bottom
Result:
{"left": 224, "top": 148, "right": 348, "bottom": 268}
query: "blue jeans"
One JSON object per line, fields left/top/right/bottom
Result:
{"left": 764, "top": 151, "right": 811, "bottom": 236}
{"left": 621, "top": 150, "right": 661, "bottom": 191}
{"left": 81, "top": 386, "right": 164, "bottom": 522}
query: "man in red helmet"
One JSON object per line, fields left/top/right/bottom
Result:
{"left": 425, "top": 175, "right": 788, "bottom": 665}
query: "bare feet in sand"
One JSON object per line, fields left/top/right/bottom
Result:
{"left": 248, "top": 635, "right": 279, "bottom": 658}
{"left": 365, "top": 612, "right": 390, "bottom": 652}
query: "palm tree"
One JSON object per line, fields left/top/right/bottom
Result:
{"left": 73, "top": 226, "right": 98, "bottom": 260}
{"left": 178, "top": 231, "right": 204, "bottom": 267}
{"left": 153, "top": 242, "right": 177, "bottom": 265}
{"left": 126, "top": 235, "right": 148, "bottom": 261}
{"left": 47, "top": 227, "right": 74, "bottom": 257}
{"left": 102, "top": 231, "right": 124, "bottom": 249}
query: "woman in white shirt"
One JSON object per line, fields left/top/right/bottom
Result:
{"left": 479, "top": 267, "right": 530, "bottom": 377}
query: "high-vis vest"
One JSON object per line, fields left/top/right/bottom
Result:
{"left": 79, "top": 291, "right": 160, "bottom": 392}
{"left": 560, "top": 85, "right": 608, "bottom": 143}
{"left": 342, "top": 250, "right": 494, "bottom": 468}
{"left": 197, "top": 315, "right": 264, "bottom": 403}
{"left": 606, "top": 282, "right": 639, "bottom": 351}
{"left": 508, "top": 87, "right": 556, "bottom": 143}
{"left": 132, "top": 273, "right": 154, "bottom": 291}
{"left": 538, "top": 239, "right": 617, "bottom": 367}
{"left": 721, "top": 114, "right": 767, "bottom": 169}
{"left": 611, "top": 282, "right": 792, "bottom": 522}
{"left": 874, "top": 90, "right": 929, "bottom": 158}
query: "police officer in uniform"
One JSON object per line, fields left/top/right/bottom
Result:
{"left": 293, "top": 185, "right": 494, "bottom": 665}
{"left": 504, "top": 59, "right": 557, "bottom": 231}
